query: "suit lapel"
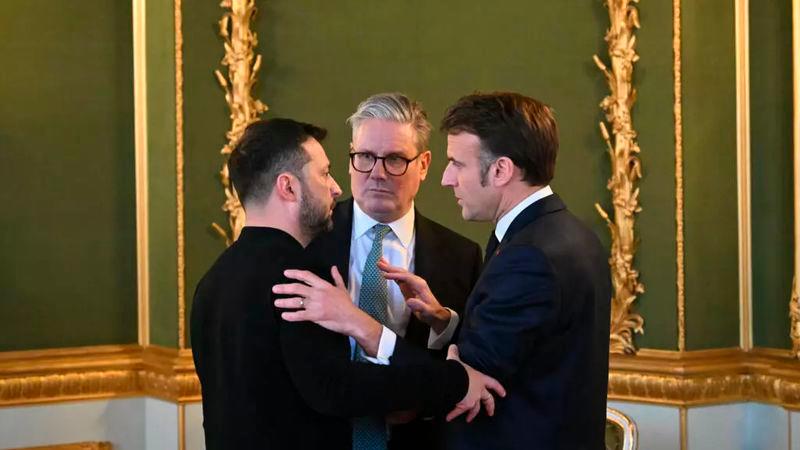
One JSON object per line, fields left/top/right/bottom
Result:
{"left": 404, "top": 211, "right": 439, "bottom": 347}
{"left": 464, "top": 194, "right": 567, "bottom": 318}
{"left": 498, "top": 194, "right": 566, "bottom": 249}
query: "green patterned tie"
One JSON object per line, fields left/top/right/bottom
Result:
{"left": 352, "top": 224, "right": 392, "bottom": 450}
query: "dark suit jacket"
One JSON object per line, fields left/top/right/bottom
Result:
{"left": 307, "top": 198, "right": 482, "bottom": 450}
{"left": 446, "top": 194, "right": 612, "bottom": 450}
{"left": 190, "top": 226, "right": 469, "bottom": 450}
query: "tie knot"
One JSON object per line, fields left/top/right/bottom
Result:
{"left": 373, "top": 224, "right": 391, "bottom": 241}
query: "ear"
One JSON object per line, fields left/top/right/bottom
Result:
{"left": 417, "top": 150, "right": 432, "bottom": 181}
{"left": 491, "top": 157, "right": 515, "bottom": 187}
{"left": 275, "top": 172, "right": 301, "bottom": 202}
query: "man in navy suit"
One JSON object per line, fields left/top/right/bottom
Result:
{"left": 382, "top": 92, "right": 611, "bottom": 449}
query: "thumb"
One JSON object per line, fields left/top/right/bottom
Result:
{"left": 447, "top": 344, "right": 460, "bottom": 361}
{"left": 331, "top": 266, "right": 346, "bottom": 289}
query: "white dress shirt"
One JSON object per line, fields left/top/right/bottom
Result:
{"left": 494, "top": 185, "right": 554, "bottom": 242}
{"left": 349, "top": 201, "right": 460, "bottom": 364}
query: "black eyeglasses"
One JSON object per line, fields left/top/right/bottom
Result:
{"left": 349, "top": 152, "right": 421, "bottom": 176}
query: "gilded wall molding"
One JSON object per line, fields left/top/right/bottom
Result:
{"left": 175, "top": 0, "right": 187, "bottom": 350}
{"left": 0, "top": 345, "right": 199, "bottom": 407}
{"left": 10, "top": 443, "right": 111, "bottom": 450}
{"left": 608, "top": 348, "right": 800, "bottom": 408}
{"left": 594, "top": 0, "right": 645, "bottom": 355}
{"left": 791, "top": 0, "right": 800, "bottom": 359}
{"left": 212, "top": 0, "right": 268, "bottom": 246}
{"left": 4, "top": 346, "right": 800, "bottom": 409}
{"left": 673, "top": 0, "right": 686, "bottom": 353}
{"left": 133, "top": 0, "right": 150, "bottom": 347}
{"left": 735, "top": 0, "right": 753, "bottom": 351}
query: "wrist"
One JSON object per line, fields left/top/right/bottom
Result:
{"left": 352, "top": 311, "right": 382, "bottom": 356}
{"left": 430, "top": 308, "right": 451, "bottom": 334}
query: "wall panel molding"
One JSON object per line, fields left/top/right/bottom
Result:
{"left": 2, "top": 346, "right": 800, "bottom": 409}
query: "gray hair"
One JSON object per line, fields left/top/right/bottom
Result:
{"left": 346, "top": 92, "right": 432, "bottom": 153}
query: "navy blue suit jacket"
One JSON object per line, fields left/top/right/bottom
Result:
{"left": 446, "top": 194, "right": 611, "bottom": 450}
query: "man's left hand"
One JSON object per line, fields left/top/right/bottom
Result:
{"left": 377, "top": 258, "right": 451, "bottom": 334}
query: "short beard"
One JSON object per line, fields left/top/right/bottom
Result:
{"left": 299, "top": 178, "right": 334, "bottom": 239}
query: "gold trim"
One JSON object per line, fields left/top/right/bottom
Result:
{"left": 609, "top": 348, "right": 800, "bottom": 408}
{"left": 674, "top": 0, "right": 686, "bottom": 352}
{"left": 735, "top": 0, "right": 753, "bottom": 352}
{"left": 0, "top": 345, "right": 199, "bottom": 407}
{"left": 175, "top": 0, "right": 186, "bottom": 350}
{"left": 178, "top": 403, "right": 186, "bottom": 450}
{"left": 5, "top": 346, "right": 800, "bottom": 408}
{"left": 133, "top": 0, "right": 150, "bottom": 347}
{"left": 9, "top": 443, "right": 112, "bottom": 450}
{"left": 679, "top": 406, "right": 687, "bottom": 450}
{"left": 791, "top": 0, "right": 800, "bottom": 359}
{"left": 0, "top": 345, "right": 142, "bottom": 407}
{"left": 606, "top": 407, "right": 637, "bottom": 450}
{"left": 594, "top": 0, "right": 645, "bottom": 355}
{"left": 212, "top": 0, "right": 268, "bottom": 245}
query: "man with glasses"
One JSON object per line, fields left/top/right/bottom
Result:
{"left": 305, "top": 92, "right": 483, "bottom": 450}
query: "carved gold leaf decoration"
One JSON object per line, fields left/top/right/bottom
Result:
{"left": 594, "top": 0, "right": 645, "bottom": 355}
{"left": 212, "top": 0, "right": 268, "bottom": 245}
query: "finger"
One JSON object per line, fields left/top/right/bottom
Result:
{"left": 331, "top": 266, "right": 346, "bottom": 289}
{"left": 381, "top": 271, "right": 414, "bottom": 281}
{"left": 280, "top": 310, "right": 310, "bottom": 322}
{"left": 405, "top": 298, "right": 430, "bottom": 313}
{"left": 283, "top": 269, "right": 327, "bottom": 288}
{"left": 376, "top": 259, "right": 407, "bottom": 274}
{"left": 466, "top": 401, "right": 480, "bottom": 423}
{"left": 272, "top": 283, "right": 312, "bottom": 297}
{"left": 447, "top": 344, "right": 460, "bottom": 361}
{"left": 481, "top": 390, "right": 496, "bottom": 417}
{"left": 273, "top": 297, "right": 305, "bottom": 309}
{"left": 445, "top": 404, "right": 468, "bottom": 422}
{"left": 483, "top": 376, "right": 507, "bottom": 398}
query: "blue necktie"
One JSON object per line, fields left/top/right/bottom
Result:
{"left": 352, "top": 224, "right": 392, "bottom": 450}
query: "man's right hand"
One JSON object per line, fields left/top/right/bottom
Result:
{"left": 446, "top": 344, "right": 506, "bottom": 422}
{"left": 273, "top": 266, "right": 383, "bottom": 356}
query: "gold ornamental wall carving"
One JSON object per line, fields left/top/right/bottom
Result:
{"left": 593, "top": 0, "right": 645, "bottom": 354}
{"left": 212, "top": 0, "right": 268, "bottom": 246}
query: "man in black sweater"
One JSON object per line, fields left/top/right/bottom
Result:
{"left": 190, "top": 118, "right": 503, "bottom": 450}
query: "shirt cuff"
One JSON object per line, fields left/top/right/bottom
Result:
{"left": 427, "top": 308, "right": 460, "bottom": 350}
{"left": 361, "top": 326, "right": 396, "bottom": 365}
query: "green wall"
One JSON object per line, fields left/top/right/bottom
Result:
{"left": 181, "top": 0, "right": 682, "bottom": 350}
{"left": 750, "top": 0, "right": 794, "bottom": 349}
{"left": 0, "top": 1, "right": 137, "bottom": 351}
{"left": 146, "top": 0, "right": 179, "bottom": 348}
{"left": 0, "top": 0, "right": 779, "bottom": 354}
{"left": 682, "top": 0, "right": 740, "bottom": 349}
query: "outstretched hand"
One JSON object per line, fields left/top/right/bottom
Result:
{"left": 445, "top": 344, "right": 506, "bottom": 423}
{"left": 377, "top": 258, "right": 451, "bottom": 333}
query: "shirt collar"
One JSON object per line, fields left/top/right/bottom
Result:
{"left": 352, "top": 200, "right": 415, "bottom": 248}
{"left": 494, "top": 185, "right": 553, "bottom": 242}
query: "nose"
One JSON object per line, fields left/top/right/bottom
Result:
{"left": 331, "top": 177, "right": 343, "bottom": 198}
{"left": 441, "top": 164, "right": 456, "bottom": 187}
{"left": 368, "top": 160, "right": 388, "bottom": 180}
